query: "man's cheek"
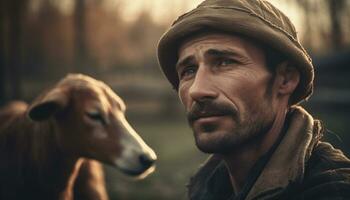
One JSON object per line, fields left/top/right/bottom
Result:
{"left": 178, "top": 87, "right": 190, "bottom": 109}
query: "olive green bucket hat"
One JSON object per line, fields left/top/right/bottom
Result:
{"left": 157, "top": 0, "right": 314, "bottom": 104}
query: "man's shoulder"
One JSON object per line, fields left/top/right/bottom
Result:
{"left": 306, "top": 141, "right": 350, "bottom": 178}
{"left": 286, "top": 141, "right": 350, "bottom": 199}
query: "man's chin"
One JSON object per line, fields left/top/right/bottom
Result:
{"left": 194, "top": 133, "right": 232, "bottom": 154}
{"left": 193, "top": 126, "right": 252, "bottom": 154}
{"left": 195, "top": 140, "right": 230, "bottom": 154}
{"left": 196, "top": 145, "right": 217, "bottom": 154}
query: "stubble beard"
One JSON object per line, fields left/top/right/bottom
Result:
{"left": 191, "top": 91, "right": 275, "bottom": 155}
{"left": 193, "top": 111, "right": 274, "bottom": 154}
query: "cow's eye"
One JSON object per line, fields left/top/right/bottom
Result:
{"left": 85, "top": 111, "right": 106, "bottom": 125}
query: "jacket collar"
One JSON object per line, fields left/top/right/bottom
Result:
{"left": 188, "top": 106, "right": 322, "bottom": 200}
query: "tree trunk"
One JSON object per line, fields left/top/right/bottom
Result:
{"left": 0, "top": 0, "right": 6, "bottom": 105}
{"left": 74, "top": 0, "right": 87, "bottom": 72}
{"left": 7, "top": 0, "right": 24, "bottom": 100}
{"left": 328, "top": 0, "right": 344, "bottom": 49}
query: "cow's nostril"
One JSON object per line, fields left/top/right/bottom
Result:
{"left": 139, "top": 154, "right": 155, "bottom": 168}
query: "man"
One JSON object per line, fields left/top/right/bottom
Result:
{"left": 157, "top": 0, "right": 350, "bottom": 200}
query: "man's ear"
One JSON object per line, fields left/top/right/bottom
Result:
{"left": 275, "top": 61, "right": 300, "bottom": 96}
{"left": 28, "top": 88, "right": 69, "bottom": 121}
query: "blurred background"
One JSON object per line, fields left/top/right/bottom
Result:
{"left": 0, "top": 0, "right": 349, "bottom": 199}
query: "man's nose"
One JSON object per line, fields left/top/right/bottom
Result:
{"left": 189, "top": 67, "right": 218, "bottom": 101}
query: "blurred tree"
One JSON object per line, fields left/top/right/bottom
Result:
{"left": 1, "top": 0, "right": 27, "bottom": 101}
{"left": 292, "top": 0, "right": 350, "bottom": 52}
{"left": 74, "top": 0, "right": 89, "bottom": 72}
{"left": 328, "top": 0, "right": 345, "bottom": 48}
{"left": 0, "top": 0, "right": 6, "bottom": 105}
{"left": 8, "top": 0, "right": 23, "bottom": 99}
{"left": 125, "top": 10, "right": 167, "bottom": 72}
{"left": 84, "top": 0, "right": 129, "bottom": 71}
{"left": 23, "top": 0, "right": 76, "bottom": 81}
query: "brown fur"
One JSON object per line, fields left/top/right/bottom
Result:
{"left": 0, "top": 101, "right": 90, "bottom": 200}
{"left": 0, "top": 75, "right": 130, "bottom": 200}
{"left": 73, "top": 160, "right": 108, "bottom": 200}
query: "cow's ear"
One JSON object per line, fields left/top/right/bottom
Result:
{"left": 28, "top": 88, "right": 68, "bottom": 121}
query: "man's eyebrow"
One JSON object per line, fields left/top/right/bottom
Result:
{"left": 205, "top": 49, "right": 244, "bottom": 58}
{"left": 176, "top": 55, "right": 195, "bottom": 71}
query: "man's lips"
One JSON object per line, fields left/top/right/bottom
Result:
{"left": 193, "top": 114, "right": 229, "bottom": 123}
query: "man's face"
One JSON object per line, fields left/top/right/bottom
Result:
{"left": 176, "top": 33, "right": 278, "bottom": 154}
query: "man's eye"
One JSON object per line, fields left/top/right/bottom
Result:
{"left": 85, "top": 111, "right": 106, "bottom": 125}
{"left": 180, "top": 66, "right": 197, "bottom": 79}
{"left": 217, "top": 59, "right": 236, "bottom": 66}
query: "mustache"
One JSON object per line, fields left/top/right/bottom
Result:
{"left": 187, "top": 99, "right": 238, "bottom": 124}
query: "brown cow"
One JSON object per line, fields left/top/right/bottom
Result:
{"left": 0, "top": 74, "right": 157, "bottom": 200}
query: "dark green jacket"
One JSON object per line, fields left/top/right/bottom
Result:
{"left": 187, "top": 107, "right": 350, "bottom": 200}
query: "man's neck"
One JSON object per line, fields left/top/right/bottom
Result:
{"left": 221, "top": 106, "right": 288, "bottom": 194}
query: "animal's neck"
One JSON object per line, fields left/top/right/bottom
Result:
{"left": 0, "top": 110, "right": 82, "bottom": 199}
{"left": 28, "top": 119, "right": 83, "bottom": 198}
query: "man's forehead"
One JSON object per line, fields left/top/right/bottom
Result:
{"left": 180, "top": 33, "right": 234, "bottom": 53}
{"left": 177, "top": 32, "right": 262, "bottom": 60}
